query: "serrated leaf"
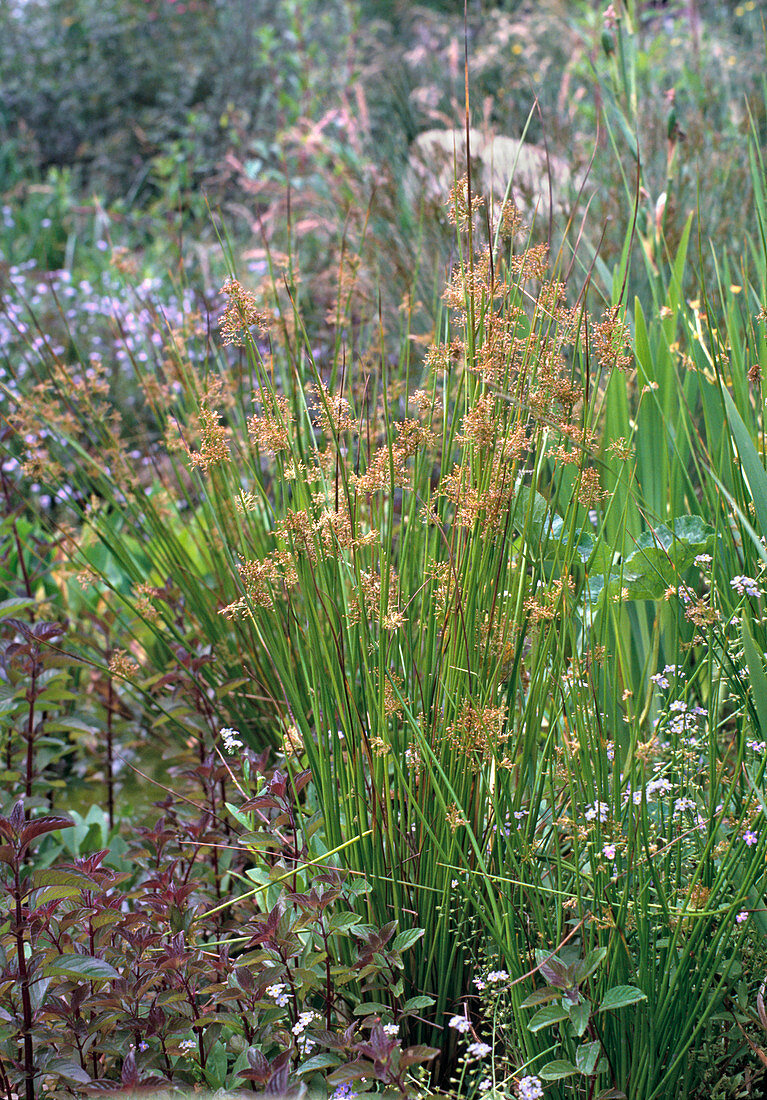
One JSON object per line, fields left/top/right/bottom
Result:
{"left": 402, "top": 994, "right": 435, "bottom": 1013}
{"left": 44, "top": 1059, "right": 91, "bottom": 1085}
{"left": 44, "top": 954, "right": 120, "bottom": 981}
{"left": 576, "top": 1040, "right": 601, "bottom": 1075}
{"left": 352, "top": 1002, "right": 392, "bottom": 1016}
{"left": 520, "top": 987, "right": 561, "bottom": 1009}
{"left": 392, "top": 927, "right": 425, "bottom": 952}
{"left": 295, "top": 1053, "right": 341, "bottom": 1075}
{"left": 568, "top": 1000, "right": 591, "bottom": 1037}
{"left": 32, "top": 885, "right": 82, "bottom": 906}
{"left": 538, "top": 1058, "right": 579, "bottom": 1080}
{"left": 528, "top": 1004, "right": 571, "bottom": 1032}
{"left": 33, "top": 868, "right": 95, "bottom": 891}
{"left": 598, "top": 985, "right": 647, "bottom": 1012}
{"left": 328, "top": 911, "right": 363, "bottom": 934}
{"left": 575, "top": 947, "right": 607, "bottom": 983}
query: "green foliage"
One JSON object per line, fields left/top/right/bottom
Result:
{"left": 3, "top": 4, "right": 767, "bottom": 1099}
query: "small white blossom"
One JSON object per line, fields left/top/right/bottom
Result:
{"left": 584, "top": 801, "right": 609, "bottom": 823}
{"left": 448, "top": 1015, "right": 472, "bottom": 1033}
{"left": 265, "top": 983, "right": 289, "bottom": 1007}
{"left": 486, "top": 970, "right": 509, "bottom": 983}
{"left": 731, "top": 575, "right": 762, "bottom": 598}
{"left": 518, "top": 1075, "right": 544, "bottom": 1100}
{"left": 602, "top": 842, "right": 616, "bottom": 860}
{"left": 292, "top": 1011, "right": 318, "bottom": 1036}
{"left": 467, "top": 1041, "right": 492, "bottom": 1058}
{"left": 220, "top": 726, "right": 243, "bottom": 754}
{"left": 382, "top": 1023, "right": 399, "bottom": 1037}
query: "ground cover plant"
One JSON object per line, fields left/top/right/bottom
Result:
{"left": 3, "top": 1, "right": 767, "bottom": 1098}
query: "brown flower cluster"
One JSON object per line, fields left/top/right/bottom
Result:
{"left": 248, "top": 393, "right": 292, "bottom": 456}
{"left": 445, "top": 699, "right": 509, "bottom": 760}
{"left": 219, "top": 278, "right": 271, "bottom": 347}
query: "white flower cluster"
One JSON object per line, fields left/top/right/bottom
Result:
{"left": 220, "top": 726, "right": 243, "bottom": 754}
{"left": 518, "top": 1075, "right": 544, "bottom": 1100}
{"left": 292, "top": 1010, "right": 318, "bottom": 1036}
{"left": 731, "top": 575, "right": 762, "bottom": 598}
{"left": 265, "top": 982, "right": 290, "bottom": 1007}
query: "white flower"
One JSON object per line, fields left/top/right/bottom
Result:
{"left": 473, "top": 976, "right": 487, "bottom": 991}
{"left": 448, "top": 1014, "right": 472, "bottom": 1033}
{"left": 479, "top": 1080, "right": 493, "bottom": 1092}
{"left": 584, "top": 801, "right": 609, "bottom": 823}
{"left": 178, "top": 1037, "right": 197, "bottom": 1052}
{"left": 518, "top": 1075, "right": 544, "bottom": 1099}
{"left": 467, "top": 1041, "right": 492, "bottom": 1058}
{"left": 731, "top": 575, "right": 762, "bottom": 598}
{"left": 602, "top": 842, "right": 616, "bottom": 860}
{"left": 382, "top": 1023, "right": 399, "bottom": 1037}
{"left": 265, "top": 983, "right": 289, "bottom": 1007}
{"left": 646, "top": 777, "right": 673, "bottom": 798}
{"left": 292, "top": 1010, "right": 318, "bottom": 1036}
{"left": 220, "top": 726, "right": 243, "bottom": 754}
{"left": 486, "top": 970, "right": 509, "bottom": 983}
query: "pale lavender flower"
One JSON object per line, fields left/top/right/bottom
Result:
{"left": 449, "top": 1015, "right": 472, "bottom": 1033}
{"left": 518, "top": 1076, "right": 544, "bottom": 1100}
{"left": 467, "top": 1041, "right": 492, "bottom": 1058}
{"left": 731, "top": 575, "right": 762, "bottom": 598}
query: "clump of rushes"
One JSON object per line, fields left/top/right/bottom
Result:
{"left": 7, "top": 130, "right": 767, "bottom": 1095}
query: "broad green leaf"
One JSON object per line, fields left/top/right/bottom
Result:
{"left": 328, "top": 911, "right": 363, "bottom": 934}
{"left": 352, "top": 1002, "right": 392, "bottom": 1016}
{"left": 296, "top": 1053, "right": 341, "bottom": 1075}
{"left": 44, "top": 954, "right": 120, "bottom": 982}
{"left": 392, "top": 927, "right": 425, "bottom": 952}
{"left": 44, "top": 1059, "right": 91, "bottom": 1085}
{"left": 528, "top": 1004, "right": 571, "bottom": 1032}
{"left": 575, "top": 947, "right": 608, "bottom": 983}
{"left": 576, "top": 1040, "right": 602, "bottom": 1076}
{"left": 538, "top": 1058, "right": 579, "bottom": 1081}
{"left": 203, "top": 1040, "right": 227, "bottom": 1090}
{"left": 520, "top": 987, "right": 561, "bottom": 1009}
{"left": 598, "top": 985, "right": 647, "bottom": 1012}
{"left": 402, "top": 995, "right": 435, "bottom": 1012}
{"left": 568, "top": 1000, "right": 591, "bottom": 1037}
